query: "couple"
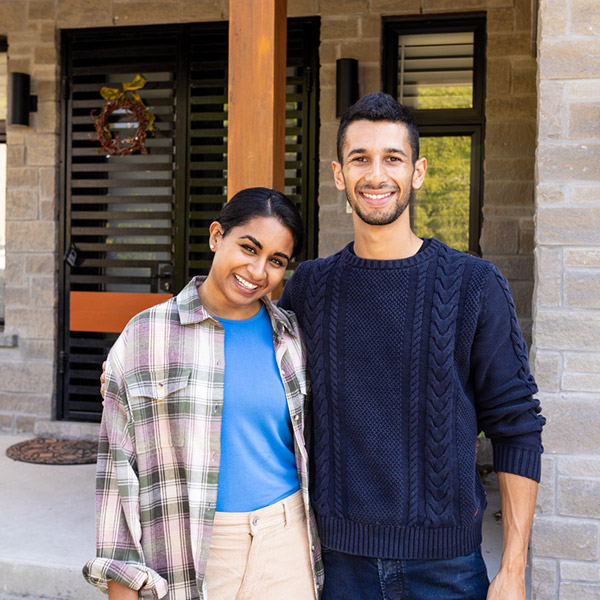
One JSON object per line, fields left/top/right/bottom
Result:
{"left": 84, "top": 93, "right": 544, "bottom": 600}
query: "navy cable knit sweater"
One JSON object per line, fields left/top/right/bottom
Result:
{"left": 279, "top": 238, "right": 544, "bottom": 560}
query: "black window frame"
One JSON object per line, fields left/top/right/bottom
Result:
{"left": 383, "top": 14, "right": 486, "bottom": 255}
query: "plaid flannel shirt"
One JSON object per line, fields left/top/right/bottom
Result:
{"left": 83, "top": 277, "right": 323, "bottom": 599}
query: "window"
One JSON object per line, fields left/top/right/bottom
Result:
{"left": 0, "top": 38, "right": 7, "bottom": 327}
{"left": 384, "top": 16, "right": 485, "bottom": 253}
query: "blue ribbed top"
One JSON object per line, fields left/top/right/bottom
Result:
{"left": 279, "top": 238, "right": 544, "bottom": 560}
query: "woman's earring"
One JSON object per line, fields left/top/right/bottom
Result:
{"left": 210, "top": 244, "right": 215, "bottom": 250}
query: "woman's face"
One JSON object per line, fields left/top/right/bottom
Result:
{"left": 203, "top": 216, "right": 295, "bottom": 319}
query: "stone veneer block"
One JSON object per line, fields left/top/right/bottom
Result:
{"left": 485, "top": 121, "right": 536, "bottom": 158}
{"left": 5, "top": 222, "right": 56, "bottom": 253}
{"left": 539, "top": 40, "right": 600, "bottom": 79}
{"left": 540, "top": 396, "right": 600, "bottom": 454}
{"left": 536, "top": 310, "right": 600, "bottom": 351}
{"left": 562, "top": 372, "right": 600, "bottom": 393}
{"left": 479, "top": 218, "right": 520, "bottom": 254}
{"left": 568, "top": 103, "right": 600, "bottom": 139}
{"left": 538, "top": 81, "right": 565, "bottom": 140}
{"left": 531, "top": 350, "right": 560, "bottom": 393}
{"left": 537, "top": 207, "right": 600, "bottom": 244}
{"left": 531, "top": 558, "right": 558, "bottom": 600}
{"left": 57, "top": 0, "right": 113, "bottom": 28}
{"left": 532, "top": 517, "right": 599, "bottom": 560}
{"left": 179, "top": 0, "right": 225, "bottom": 21}
{"left": 6, "top": 189, "right": 38, "bottom": 221}
{"left": 486, "top": 58, "right": 511, "bottom": 95}
{"left": 558, "top": 582, "right": 600, "bottom": 600}
{"left": 114, "top": 0, "right": 180, "bottom": 25}
{"left": 287, "top": 0, "right": 319, "bottom": 16}
{"left": 564, "top": 269, "right": 600, "bottom": 309}
{"left": 320, "top": 0, "right": 368, "bottom": 16}
{"left": 558, "top": 477, "right": 600, "bottom": 519}
{"left": 3, "top": 307, "right": 55, "bottom": 340}
{"left": 536, "top": 455, "right": 556, "bottom": 514}
{"left": 560, "top": 561, "right": 600, "bottom": 581}
{"left": 0, "top": 362, "right": 54, "bottom": 395}
{"left": 25, "top": 134, "right": 58, "bottom": 167}
{"left": 570, "top": 0, "right": 600, "bottom": 37}
{"left": 563, "top": 352, "right": 600, "bottom": 375}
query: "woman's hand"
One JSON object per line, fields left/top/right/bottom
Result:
{"left": 100, "top": 361, "right": 106, "bottom": 404}
{"left": 107, "top": 580, "right": 138, "bottom": 600}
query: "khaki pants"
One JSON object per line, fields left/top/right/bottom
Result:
{"left": 205, "top": 491, "right": 316, "bottom": 600}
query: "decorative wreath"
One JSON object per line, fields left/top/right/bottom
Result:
{"left": 91, "top": 74, "right": 156, "bottom": 156}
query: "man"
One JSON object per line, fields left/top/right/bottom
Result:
{"left": 278, "top": 92, "right": 544, "bottom": 600}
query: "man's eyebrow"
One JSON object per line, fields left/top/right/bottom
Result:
{"left": 238, "top": 236, "right": 290, "bottom": 262}
{"left": 346, "top": 147, "right": 409, "bottom": 158}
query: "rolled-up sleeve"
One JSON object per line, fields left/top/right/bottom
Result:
{"left": 82, "top": 337, "right": 168, "bottom": 598}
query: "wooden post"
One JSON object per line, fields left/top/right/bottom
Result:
{"left": 227, "top": 0, "right": 287, "bottom": 198}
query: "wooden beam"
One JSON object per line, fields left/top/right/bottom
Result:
{"left": 228, "top": 0, "right": 287, "bottom": 198}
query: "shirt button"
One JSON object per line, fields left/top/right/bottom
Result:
{"left": 213, "top": 406, "right": 218, "bottom": 413}
{"left": 293, "top": 415, "right": 300, "bottom": 421}
{"left": 252, "top": 516, "right": 259, "bottom": 526}
{"left": 311, "top": 545, "right": 315, "bottom": 552}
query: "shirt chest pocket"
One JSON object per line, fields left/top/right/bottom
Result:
{"left": 125, "top": 369, "right": 192, "bottom": 453}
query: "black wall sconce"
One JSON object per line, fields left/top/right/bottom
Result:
{"left": 8, "top": 72, "right": 38, "bottom": 127}
{"left": 336, "top": 58, "right": 359, "bottom": 118}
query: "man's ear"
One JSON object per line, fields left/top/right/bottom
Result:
{"left": 332, "top": 161, "right": 346, "bottom": 191}
{"left": 412, "top": 157, "right": 427, "bottom": 190}
{"left": 208, "top": 222, "right": 224, "bottom": 251}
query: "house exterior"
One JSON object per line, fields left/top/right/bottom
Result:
{"left": 0, "top": 0, "right": 598, "bottom": 598}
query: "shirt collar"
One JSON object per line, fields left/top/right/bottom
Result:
{"left": 176, "top": 276, "right": 297, "bottom": 339}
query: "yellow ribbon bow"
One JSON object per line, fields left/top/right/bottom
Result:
{"left": 99, "top": 74, "right": 155, "bottom": 131}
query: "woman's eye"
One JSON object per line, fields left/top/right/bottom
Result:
{"left": 270, "top": 258, "right": 285, "bottom": 267}
{"left": 241, "top": 244, "right": 256, "bottom": 253}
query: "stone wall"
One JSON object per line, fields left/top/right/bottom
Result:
{"left": 0, "top": 0, "right": 538, "bottom": 429}
{"left": 530, "top": 0, "right": 600, "bottom": 598}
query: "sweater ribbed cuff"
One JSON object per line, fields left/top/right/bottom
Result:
{"left": 492, "top": 442, "right": 542, "bottom": 482}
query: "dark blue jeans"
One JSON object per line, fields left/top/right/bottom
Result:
{"left": 321, "top": 547, "right": 490, "bottom": 600}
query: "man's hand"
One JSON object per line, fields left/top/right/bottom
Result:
{"left": 100, "top": 360, "right": 106, "bottom": 403}
{"left": 487, "top": 471, "right": 538, "bottom": 600}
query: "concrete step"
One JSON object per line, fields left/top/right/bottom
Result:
{"left": 0, "top": 559, "right": 102, "bottom": 600}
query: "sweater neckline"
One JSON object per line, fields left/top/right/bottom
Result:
{"left": 341, "top": 237, "right": 441, "bottom": 269}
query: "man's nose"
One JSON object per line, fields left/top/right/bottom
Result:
{"left": 364, "top": 160, "right": 385, "bottom": 185}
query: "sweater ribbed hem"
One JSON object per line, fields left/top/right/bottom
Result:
{"left": 492, "top": 442, "right": 542, "bottom": 482}
{"left": 316, "top": 514, "right": 484, "bottom": 560}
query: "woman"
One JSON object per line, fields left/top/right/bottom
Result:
{"left": 83, "top": 188, "right": 323, "bottom": 600}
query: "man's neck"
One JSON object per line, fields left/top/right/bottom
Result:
{"left": 352, "top": 214, "right": 423, "bottom": 260}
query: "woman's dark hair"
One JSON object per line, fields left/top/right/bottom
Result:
{"left": 215, "top": 187, "right": 304, "bottom": 258}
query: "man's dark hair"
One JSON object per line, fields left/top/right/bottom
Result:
{"left": 215, "top": 187, "right": 304, "bottom": 258}
{"left": 336, "top": 92, "right": 420, "bottom": 164}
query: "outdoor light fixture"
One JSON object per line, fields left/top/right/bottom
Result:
{"left": 336, "top": 58, "right": 359, "bottom": 117}
{"left": 8, "top": 72, "right": 38, "bottom": 127}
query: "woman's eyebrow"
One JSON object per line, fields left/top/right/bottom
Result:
{"left": 238, "top": 235, "right": 290, "bottom": 261}
{"left": 238, "top": 235, "right": 262, "bottom": 249}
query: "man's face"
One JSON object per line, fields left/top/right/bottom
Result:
{"left": 332, "top": 120, "right": 426, "bottom": 227}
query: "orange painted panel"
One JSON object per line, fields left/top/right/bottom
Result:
{"left": 70, "top": 291, "right": 173, "bottom": 333}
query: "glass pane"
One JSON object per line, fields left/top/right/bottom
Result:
{"left": 398, "top": 32, "right": 474, "bottom": 110}
{"left": 411, "top": 135, "right": 471, "bottom": 252}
